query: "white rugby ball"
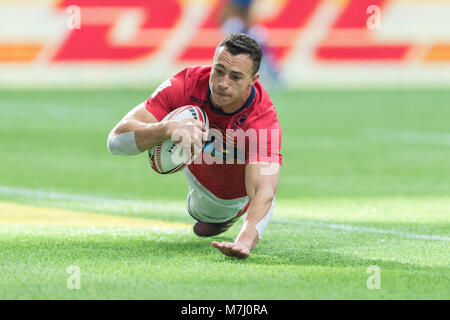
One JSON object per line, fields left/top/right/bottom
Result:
{"left": 148, "top": 105, "right": 209, "bottom": 174}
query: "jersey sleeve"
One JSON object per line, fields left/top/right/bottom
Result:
{"left": 145, "top": 68, "right": 189, "bottom": 121}
{"left": 245, "top": 112, "right": 282, "bottom": 165}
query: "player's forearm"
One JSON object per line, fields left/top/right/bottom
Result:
{"left": 234, "top": 192, "right": 275, "bottom": 251}
{"left": 108, "top": 119, "right": 169, "bottom": 155}
{"left": 128, "top": 119, "right": 170, "bottom": 151}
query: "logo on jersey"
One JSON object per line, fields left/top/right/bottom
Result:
{"left": 190, "top": 95, "right": 208, "bottom": 107}
{"left": 232, "top": 114, "right": 247, "bottom": 129}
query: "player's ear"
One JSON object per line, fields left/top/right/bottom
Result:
{"left": 251, "top": 73, "right": 259, "bottom": 85}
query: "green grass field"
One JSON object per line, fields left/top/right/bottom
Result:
{"left": 0, "top": 89, "right": 449, "bottom": 299}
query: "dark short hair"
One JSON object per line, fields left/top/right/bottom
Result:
{"left": 216, "top": 33, "right": 262, "bottom": 75}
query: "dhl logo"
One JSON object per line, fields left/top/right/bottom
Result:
{"left": 0, "top": 0, "right": 449, "bottom": 63}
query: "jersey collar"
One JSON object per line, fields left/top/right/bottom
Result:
{"left": 207, "top": 85, "right": 255, "bottom": 116}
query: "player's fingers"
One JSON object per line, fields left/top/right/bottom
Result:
{"left": 211, "top": 241, "right": 221, "bottom": 249}
{"left": 228, "top": 245, "right": 249, "bottom": 258}
{"left": 179, "top": 141, "right": 191, "bottom": 160}
{"left": 192, "top": 145, "right": 202, "bottom": 159}
{"left": 172, "top": 127, "right": 190, "bottom": 143}
{"left": 190, "top": 144, "right": 195, "bottom": 159}
{"left": 192, "top": 120, "right": 205, "bottom": 132}
{"left": 198, "top": 120, "right": 206, "bottom": 132}
{"left": 229, "top": 245, "right": 247, "bottom": 257}
{"left": 180, "top": 136, "right": 190, "bottom": 148}
{"left": 218, "top": 246, "right": 247, "bottom": 258}
{"left": 212, "top": 242, "right": 230, "bottom": 255}
{"left": 193, "top": 130, "right": 204, "bottom": 143}
{"left": 213, "top": 242, "right": 246, "bottom": 258}
{"left": 224, "top": 243, "right": 234, "bottom": 248}
{"left": 193, "top": 140, "right": 201, "bottom": 150}
{"left": 229, "top": 248, "right": 246, "bottom": 259}
{"left": 190, "top": 133, "right": 201, "bottom": 151}
{"left": 193, "top": 142, "right": 203, "bottom": 155}
{"left": 180, "top": 120, "right": 202, "bottom": 137}
{"left": 222, "top": 247, "right": 237, "bottom": 257}
{"left": 193, "top": 133, "right": 203, "bottom": 145}
{"left": 215, "top": 242, "right": 231, "bottom": 249}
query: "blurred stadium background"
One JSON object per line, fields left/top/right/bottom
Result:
{"left": 0, "top": 0, "right": 449, "bottom": 299}
{"left": 1, "top": 0, "right": 450, "bottom": 88}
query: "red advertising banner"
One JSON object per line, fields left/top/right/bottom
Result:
{"left": 0, "top": 0, "right": 449, "bottom": 87}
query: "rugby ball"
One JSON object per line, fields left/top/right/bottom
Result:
{"left": 148, "top": 105, "right": 209, "bottom": 174}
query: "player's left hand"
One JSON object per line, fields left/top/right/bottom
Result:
{"left": 211, "top": 241, "right": 250, "bottom": 259}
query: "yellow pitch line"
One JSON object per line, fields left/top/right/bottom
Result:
{"left": 0, "top": 202, "right": 190, "bottom": 230}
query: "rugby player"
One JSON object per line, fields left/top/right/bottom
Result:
{"left": 107, "top": 33, "right": 282, "bottom": 259}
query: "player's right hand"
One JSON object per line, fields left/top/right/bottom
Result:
{"left": 165, "top": 119, "right": 208, "bottom": 159}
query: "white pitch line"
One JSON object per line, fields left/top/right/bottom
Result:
{"left": 363, "top": 128, "right": 450, "bottom": 146}
{"left": 0, "top": 186, "right": 185, "bottom": 212}
{"left": 1, "top": 185, "right": 449, "bottom": 242}
{"left": 273, "top": 218, "right": 450, "bottom": 242}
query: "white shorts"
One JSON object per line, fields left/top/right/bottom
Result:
{"left": 183, "top": 167, "right": 249, "bottom": 223}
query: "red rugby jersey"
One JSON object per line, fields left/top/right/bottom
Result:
{"left": 145, "top": 66, "right": 282, "bottom": 200}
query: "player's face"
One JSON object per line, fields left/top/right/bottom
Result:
{"left": 209, "top": 47, "right": 259, "bottom": 112}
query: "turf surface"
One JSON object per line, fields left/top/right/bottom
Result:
{"left": 0, "top": 89, "right": 449, "bottom": 299}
